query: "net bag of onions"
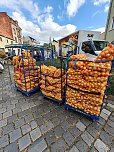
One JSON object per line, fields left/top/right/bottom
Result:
{"left": 66, "top": 45, "right": 114, "bottom": 116}
{"left": 13, "top": 50, "right": 40, "bottom": 92}
{"left": 40, "top": 64, "right": 65, "bottom": 101}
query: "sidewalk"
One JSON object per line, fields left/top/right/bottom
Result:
{"left": 0, "top": 65, "right": 114, "bottom": 152}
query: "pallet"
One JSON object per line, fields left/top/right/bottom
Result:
{"left": 15, "top": 85, "right": 39, "bottom": 96}
{"left": 64, "top": 103, "right": 100, "bottom": 120}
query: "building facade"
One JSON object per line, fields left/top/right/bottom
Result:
{"left": 105, "top": 0, "right": 114, "bottom": 43}
{"left": 0, "top": 12, "right": 22, "bottom": 49}
{"left": 23, "top": 36, "right": 39, "bottom": 45}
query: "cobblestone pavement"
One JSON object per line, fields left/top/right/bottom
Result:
{"left": 0, "top": 65, "right": 114, "bottom": 152}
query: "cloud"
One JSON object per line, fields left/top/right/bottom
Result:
{"left": 12, "top": 12, "right": 76, "bottom": 42}
{"left": 104, "top": 4, "right": 109, "bottom": 12}
{"left": 0, "top": 0, "right": 77, "bottom": 42}
{"left": 66, "top": 0, "right": 85, "bottom": 17}
{"left": 0, "top": 0, "right": 40, "bottom": 18}
{"left": 93, "top": 27, "right": 105, "bottom": 33}
{"left": 93, "top": 0, "right": 110, "bottom": 6}
{"left": 92, "top": 10, "right": 102, "bottom": 17}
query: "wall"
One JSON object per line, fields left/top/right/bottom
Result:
{"left": 11, "top": 19, "right": 22, "bottom": 44}
{"left": 0, "top": 36, "right": 14, "bottom": 49}
{"left": 105, "top": 0, "right": 114, "bottom": 42}
{"left": 0, "top": 12, "right": 13, "bottom": 40}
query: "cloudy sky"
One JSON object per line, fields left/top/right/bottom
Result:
{"left": 0, "top": 0, "right": 110, "bottom": 43}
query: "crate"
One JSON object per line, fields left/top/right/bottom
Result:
{"left": 64, "top": 58, "right": 114, "bottom": 120}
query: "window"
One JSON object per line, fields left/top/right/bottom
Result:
{"left": 13, "top": 28, "right": 16, "bottom": 35}
{"left": 93, "top": 41, "right": 109, "bottom": 51}
{"left": 0, "top": 37, "right": 2, "bottom": 41}
{"left": 7, "top": 39, "right": 8, "bottom": 43}
{"left": 11, "top": 41, "right": 13, "bottom": 44}
{"left": 112, "top": 17, "right": 114, "bottom": 29}
{"left": 15, "top": 37, "right": 17, "bottom": 43}
{"left": 81, "top": 41, "right": 94, "bottom": 55}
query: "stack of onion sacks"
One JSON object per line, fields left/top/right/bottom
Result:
{"left": 66, "top": 47, "right": 114, "bottom": 116}
{"left": 96, "top": 44, "right": 114, "bottom": 61}
{"left": 40, "top": 65, "right": 65, "bottom": 101}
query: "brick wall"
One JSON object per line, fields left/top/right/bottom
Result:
{"left": 0, "top": 12, "right": 13, "bottom": 40}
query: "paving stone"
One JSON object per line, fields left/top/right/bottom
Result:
{"left": 14, "top": 118, "right": 25, "bottom": 128}
{"left": 11, "top": 100, "right": 18, "bottom": 105}
{"left": 7, "top": 114, "right": 18, "bottom": 124}
{"left": 24, "top": 114, "right": 34, "bottom": 123}
{"left": 30, "top": 127, "right": 41, "bottom": 142}
{"left": 30, "top": 121, "right": 37, "bottom": 129}
{"left": 51, "top": 117, "right": 61, "bottom": 127}
{"left": 36, "top": 117, "right": 45, "bottom": 126}
{"left": 60, "top": 120, "right": 71, "bottom": 131}
{"left": 104, "top": 124, "right": 114, "bottom": 136}
{"left": 21, "top": 104, "right": 30, "bottom": 111}
{"left": 109, "top": 115, "right": 114, "bottom": 122}
{"left": 0, "top": 128, "right": 2, "bottom": 137}
{"left": 18, "top": 134, "right": 31, "bottom": 151}
{"left": 69, "top": 126, "right": 81, "bottom": 139}
{"left": 76, "top": 121, "right": 86, "bottom": 132}
{"left": 18, "top": 109, "right": 31, "bottom": 118}
{"left": 0, "top": 114, "right": 2, "bottom": 121}
{"left": 81, "top": 131, "right": 94, "bottom": 146}
{"left": 0, "top": 108, "right": 6, "bottom": 114}
{"left": 63, "top": 131, "right": 75, "bottom": 146}
{"left": 87, "top": 125, "right": 99, "bottom": 138}
{"left": 76, "top": 139, "right": 89, "bottom": 152}
{"left": 110, "top": 147, "right": 114, "bottom": 152}
{"left": 4, "top": 142, "right": 18, "bottom": 152}
{"left": 7, "top": 104, "right": 15, "bottom": 111}
{"left": 28, "top": 138, "right": 47, "bottom": 152}
{"left": 3, "top": 111, "right": 12, "bottom": 119}
{"left": 107, "top": 119, "right": 114, "bottom": 128}
{"left": 81, "top": 117, "right": 92, "bottom": 126}
{"left": 51, "top": 138, "right": 68, "bottom": 152}
{"left": 100, "top": 130, "right": 113, "bottom": 145}
{"left": 9, "top": 128, "right": 22, "bottom": 143}
{"left": 0, "top": 135, "right": 9, "bottom": 149}
{"left": 54, "top": 126, "right": 65, "bottom": 138}
{"left": 45, "top": 130, "right": 56, "bottom": 145}
{"left": 98, "top": 117, "right": 106, "bottom": 126}
{"left": 100, "top": 112, "right": 109, "bottom": 120}
{"left": 107, "top": 103, "right": 114, "bottom": 109}
{"left": 94, "top": 139, "right": 109, "bottom": 152}
{"left": 102, "top": 109, "right": 111, "bottom": 116}
{"left": 91, "top": 122, "right": 102, "bottom": 132}
{"left": 0, "top": 119, "right": 7, "bottom": 128}
{"left": 105, "top": 106, "right": 113, "bottom": 112}
{"left": 29, "top": 102, "right": 36, "bottom": 108}
{"left": 38, "top": 96, "right": 44, "bottom": 101}
{"left": 40, "top": 121, "right": 54, "bottom": 135}
{"left": 69, "top": 146, "right": 79, "bottom": 152}
{"left": 13, "top": 108, "right": 21, "bottom": 114}
{"left": 0, "top": 149, "right": 3, "bottom": 152}
{"left": 21, "top": 124, "right": 31, "bottom": 135}
{"left": 3, "top": 123, "right": 14, "bottom": 135}
{"left": 0, "top": 104, "right": 2, "bottom": 109}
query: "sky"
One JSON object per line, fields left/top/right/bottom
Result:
{"left": 0, "top": 0, "right": 110, "bottom": 43}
